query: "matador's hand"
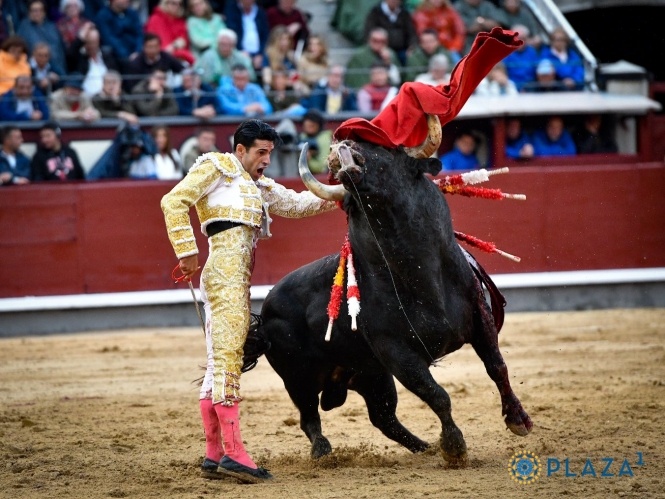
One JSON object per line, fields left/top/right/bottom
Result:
{"left": 179, "top": 254, "right": 200, "bottom": 280}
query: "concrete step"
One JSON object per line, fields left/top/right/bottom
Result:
{"left": 298, "top": 0, "right": 355, "bottom": 51}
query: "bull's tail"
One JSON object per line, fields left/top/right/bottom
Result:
{"left": 460, "top": 247, "right": 507, "bottom": 333}
{"left": 241, "top": 313, "right": 271, "bottom": 372}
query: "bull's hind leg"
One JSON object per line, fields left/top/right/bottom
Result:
{"left": 278, "top": 370, "right": 332, "bottom": 458}
{"left": 352, "top": 371, "right": 429, "bottom": 453}
{"left": 471, "top": 301, "right": 533, "bottom": 436}
{"left": 377, "top": 346, "right": 467, "bottom": 466}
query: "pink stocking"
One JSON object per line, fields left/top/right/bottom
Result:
{"left": 199, "top": 398, "right": 223, "bottom": 463}
{"left": 214, "top": 402, "right": 257, "bottom": 469}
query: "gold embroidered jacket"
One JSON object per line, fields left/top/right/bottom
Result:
{"left": 161, "top": 152, "right": 338, "bottom": 258}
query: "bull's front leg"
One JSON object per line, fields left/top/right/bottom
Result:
{"left": 351, "top": 371, "right": 430, "bottom": 453}
{"left": 471, "top": 301, "right": 533, "bottom": 436}
{"left": 375, "top": 343, "right": 468, "bottom": 467}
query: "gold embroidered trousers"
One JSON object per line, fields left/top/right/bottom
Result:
{"left": 199, "top": 224, "right": 256, "bottom": 405}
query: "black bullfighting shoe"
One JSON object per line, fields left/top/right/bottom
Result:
{"left": 217, "top": 456, "right": 274, "bottom": 484}
{"left": 201, "top": 457, "right": 228, "bottom": 480}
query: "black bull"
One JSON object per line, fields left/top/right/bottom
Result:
{"left": 244, "top": 140, "right": 533, "bottom": 465}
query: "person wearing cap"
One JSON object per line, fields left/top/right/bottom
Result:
{"left": 30, "top": 121, "right": 86, "bottom": 181}
{"left": 49, "top": 73, "right": 101, "bottom": 122}
{"left": 523, "top": 58, "right": 567, "bottom": 92}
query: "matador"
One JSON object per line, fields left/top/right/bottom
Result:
{"left": 161, "top": 120, "right": 336, "bottom": 483}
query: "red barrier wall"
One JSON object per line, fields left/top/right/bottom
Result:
{"left": 1, "top": 162, "right": 664, "bottom": 298}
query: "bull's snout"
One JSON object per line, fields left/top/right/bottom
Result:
{"left": 330, "top": 143, "right": 363, "bottom": 184}
{"left": 336, "top": 144, "right": 361, "bottom": 174}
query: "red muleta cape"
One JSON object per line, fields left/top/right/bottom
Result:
{"left": 333, "top": 28, "right": 522, "bottom": 148}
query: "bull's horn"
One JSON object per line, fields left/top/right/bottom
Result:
{"left": 299, "top": 143, "right": 346, "bottom": 201}
{"left": 404, "top": 114, "right": 442, "bottom": 158}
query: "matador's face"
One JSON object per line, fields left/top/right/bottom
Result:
{"left": 237, "top": 140, "right": 275, "bottom": 180}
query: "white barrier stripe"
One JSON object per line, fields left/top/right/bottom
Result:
{"left": 0, "top": 270, "right": 663, "bottom": 313}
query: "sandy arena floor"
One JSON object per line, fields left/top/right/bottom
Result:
{"left": 1, "top": 309, "right": 664, "bottom": 498}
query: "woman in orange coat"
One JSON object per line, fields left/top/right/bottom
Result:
{"left": 0, "top": 36, "right": 31, "bottom": 95}
{"left": 145, "top": 0, "right": 195, "bottom": 65}
{"left": 412, "top": 0, "right": 466, "bottom": 56}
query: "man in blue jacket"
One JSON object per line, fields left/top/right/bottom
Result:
{"left": 502, "top": 25, "right": 539, "bottom": 92}
{"left": 0, "top": 126, "right": 31, "bottom": 185}
{"left": 532, "top": 116, "right": 577, "bottom": 156}
{"left": 540, "top": 27, "right": 585, "bottom": 90}
{"left": 96, "top": 0, "right": 143, "bottom": 67}
{"left": 441, "top": 130, "right": 482, "bottom": 171}
{"left": 0, "top": 75, "right": 49, "bottom": 122}
{"left": 217, "top": 64, "right": 272, "bottom": 116}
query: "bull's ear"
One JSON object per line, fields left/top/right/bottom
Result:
{"left": 417, "top": 157, "right": 442, "bottom": 176}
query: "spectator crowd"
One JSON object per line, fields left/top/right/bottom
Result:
{"left": 0, "top": 0, "right": 614, "bottom": 182}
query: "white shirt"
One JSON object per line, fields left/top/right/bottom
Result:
{"left": 0, "top": 150, "right": 17, "bottom": 169}
{"left": 381, "top": 1, "right": 400, "bottom": 23}
{"left": 415, "top": 72, "right": 451, "bottom": 86}
{"left": 154, "top": 149, "right": 183, "bottom": 180}
{"left": 15, "top": 98, "right": 34, "bottom": 116}
{"left": 83, "top": 55, "right": 108, "bottom": 96}
{"left": 241, "top": 5, "right": 260, "bottom": 55}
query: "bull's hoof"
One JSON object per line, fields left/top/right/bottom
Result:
{"left": 442, "top": 452, "right": 469, "bottom": 469}
{"left": 505, "top": 407, "right": 533, "bottom": 436}
{"left": 311, "top": 436, "right": 332, "bottom": 459}
{"left": 408, "top": 439, "right": 430, "bottom": 454}
{"left": 440, "top": 427, "right": 468, "bottom": 467}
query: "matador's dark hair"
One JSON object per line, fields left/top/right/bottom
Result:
{"left": 233, "top": 119, "right": 282, "bottom": 151}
